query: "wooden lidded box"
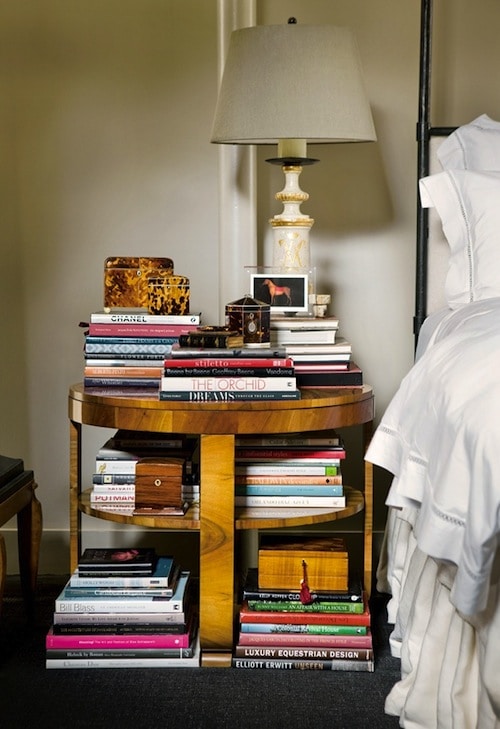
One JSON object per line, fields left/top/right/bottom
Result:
{"left": 135, "top": 457, "right": 184, "bottom": 509}
{"left": 258, "top": 536, "right": 349, "bottom": 591}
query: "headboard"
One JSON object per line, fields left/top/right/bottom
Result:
{"left": 414, "top": 0, "right": 456, "bottom": 344}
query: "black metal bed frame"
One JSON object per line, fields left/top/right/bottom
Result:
{"left": 414, "top": 0, "right": 456, "bottom": 347}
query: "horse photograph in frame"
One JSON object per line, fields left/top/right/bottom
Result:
{"left": 250, "top": 272, "right": 309, "bottom": 314}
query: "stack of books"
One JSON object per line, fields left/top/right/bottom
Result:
{"left": 234, "top": 432, "right": 346, "bottom": 509}
{"left": 91, "top": 430, "right": 199, "bottom": 514}
{"left": 233, "top": 562, "right": 373, "bottom": 672}
{"left": 159, "top": 344, "right": 301, "bottom": 402}
{"left": 47, "top": 549, "right": 200, "bottom": 668}
{"left": 269, "top": 316, "right": 363, "bottom": 389}
{"left": 82, "top": 309, "right": 201, "bottom": 394}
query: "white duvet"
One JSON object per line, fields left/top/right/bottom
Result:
{"left": 366, "top": 297, "right": 500, "bottom": 617}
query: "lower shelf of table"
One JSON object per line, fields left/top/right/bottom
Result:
{"left": 78, "top": 486, "right": 364, "bottom": 531}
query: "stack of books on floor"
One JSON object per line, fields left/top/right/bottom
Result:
{"left": 82, "top": 308, "right": 201, "bottom": 395}
{"left": 269, "top": 315, "right": 363, "bottom": 389}
{"left": 91, "top": 429, "right": 199, "bottom": 514}
{"left": 232, "top": 539, "right": 373, "bottom": 672}
{"left": 46, "top": 549, "right": 200, "bottom": 669}
{"left": 234, "top": 431, "right": 346, "bottom": 509}
{"left": 159, "top": 339, "right": 301, "bottom": 402}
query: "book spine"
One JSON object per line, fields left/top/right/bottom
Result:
{"left": 235, "top": 485, "right": 344, "bottom": 496}
{"left": 234, "top": 475, "right": 342, "bottom": 485}
{"left": 95, "top": 461, "right": 137, "bottom": 474}
{"left": 242, "top": 588, "right": 361, "bottom": 603}
{"left": 235, "top": 435, "right": 340, "bottom": 447}
{"left": 231, "top": 657, "right": 374, "bottom": 671}
{"left": 234, "top": 495, "right": 346, "bottom": 507}
{"left": 46, "top": 655, "right": 200, "bottom": 668}
{"left": 89, "top": 494, "right": 136, "bottom": 504}
{"left": 246, "top": 601, "right": 364, "bottom": 614}
{"left": 269, "top": 317, "right": 339, "bottom": 329}
{"left": 91, "top": 480, "right": 135, "bottom": 490}
{"left": 88, "top": 323, "right": 199, "bottom": 337}
{"left": 235, "top": 464, "right": 340, "bottom": 476}
{"left": 85, "top": 336, "right": 176, "bottom": 345}
{"left": 61, "top": 586, "right": 175, "bottom": 597}
{"left": 164, "top": 358, "right": 293, "bottom": 369}
{"left": 85, "top": 346, "right": 174, "bottom": 356}
{"left": 160, "top": 376, "right": 296, "bottom": 392}
{"left": 53, "top": 611, "right": 188, "bottom": 625}
{"left": 84, "top": 377, "right": 160, "bottom": 387}
{"left": 235, "top": 458, "right": 343, "bottom": 465}
{"left": 239, "top": 623, "right": 367, "bottom": 635}
{"left": 296, "top": 370, "right": 363, "bottom": 386}
{"left": 239, "top": 609, "right": 370, "bottom": 626}
{"left": 271, "top": 330, "right": 337, "bottom": 343}
{"left": 163, "top": 366, "right": 295, "bottom": 377}
{"left": 54, "top": 597, "right": 185, "bottom": 613}
{"left": 85, "top": 358, "right": 166, "bottom": 366}
{"left": 69, "top": 576, "right": 174, "bottom": 589}
{"left": 237, "top": 633, "right": 372, "bottom": 648}
{"left": 46, "top": 646, "right": 195, "bottom": 658}
{"left": 177, "top": 333, "right": 243, "bottom": 348}
{"left": 169, "top": 347, "right": 287, "bottom": 359}
{"left": 46, "top": 631, "right": 192, "bottom": 650}
{"left": 84, "top": 366, "right": 163, "bottom": 377}
{"left": 52, "top": 621, "right": 189, "bottom": 634}
{"left": 90, "top": 313, "right": 201, "bottom": 325}
{"left": 235, "top": 448, "right": 346, "bottom": 460}
{"left": 159, "top": 391, "right": 301, "bottom": 402}
{"left": 233, "top": 646, "right": 374, "bottom": 661}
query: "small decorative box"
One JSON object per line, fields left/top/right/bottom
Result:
{"left": 225, "top": 295, "right": 270, "bottom": 347}
{"left": 135, "top": 457, "right": 185, "bottom": 509}
{"left": 258, "top": 536, "right": 349, "bottom": 591}
{"left": 147, "top": 274, "right": 190, "bottom": 315}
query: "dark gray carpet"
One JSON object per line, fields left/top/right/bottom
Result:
{"left": 0, "top": 576, "right": 401, "bottom": 728}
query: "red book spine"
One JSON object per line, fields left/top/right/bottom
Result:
{"left": 239, "top": 603, "right": 371, "bottom": 626}
{"left": 163, "top": 358, "right": 294, "bottom": 368}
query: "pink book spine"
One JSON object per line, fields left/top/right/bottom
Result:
{"left": 237, "top": 632, "right": 372, "bottom": 648}
{"left": 87, "top": 323, "right": 198, "bottom": 337}
{"left": 46, "top": 629, "right": 191, "bottom": 650}
{"left": 235, "top": 448, "right": 346, "bottom": 460}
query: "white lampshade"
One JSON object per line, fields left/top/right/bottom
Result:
{"left": 211, "top": 23, "right": 376, "bottom": 147}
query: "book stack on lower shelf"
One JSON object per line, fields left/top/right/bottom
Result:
{"left": 233, "top": 540, "right": 373, "bottom": 672}
{"left": 91, "top": 430, "right": 199, "bottom": 514}
{"left": 46, "top": 549, "right": 200, "bottom": 669}
{"left": 269, "top": 315, "right": 363, "bottom": 389}
{"left": 82, "top": 309, "right": 201, "bottom": 395}
{"left": 234, "top": 431, "right": 346, "bottom": 509}
{"left": 159, "top": 343, "right": 301, "bottom": 402}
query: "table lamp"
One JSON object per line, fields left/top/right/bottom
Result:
{"left": 211, "top": 19, "right": 376, "bottom": 272}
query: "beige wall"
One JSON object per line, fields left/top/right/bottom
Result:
{"left": 2, "top": 0, "right": 500, "bottom": 574}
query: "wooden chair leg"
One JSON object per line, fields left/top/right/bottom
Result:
{"left": 16, "top": 483, "right": 42, "bottom": 619}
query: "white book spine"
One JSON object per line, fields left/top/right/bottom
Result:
{"left": 160, "top": 376, "right": 296, "bottom": 392}
{"left": 234, "top": 495, "right": 346, "bottom": 507}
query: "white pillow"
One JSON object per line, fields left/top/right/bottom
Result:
{"left": 419, "top": 170, "right": 500, "bottom": 308}
{"left": 437, "top": 114, "right": 500, "bottom": 170}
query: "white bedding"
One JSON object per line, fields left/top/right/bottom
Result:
{"left": 367, "top": 298, "right": 500, "bottom": 726}
{"left": 366, "top": 297, "right": 500, "bottom": 616}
